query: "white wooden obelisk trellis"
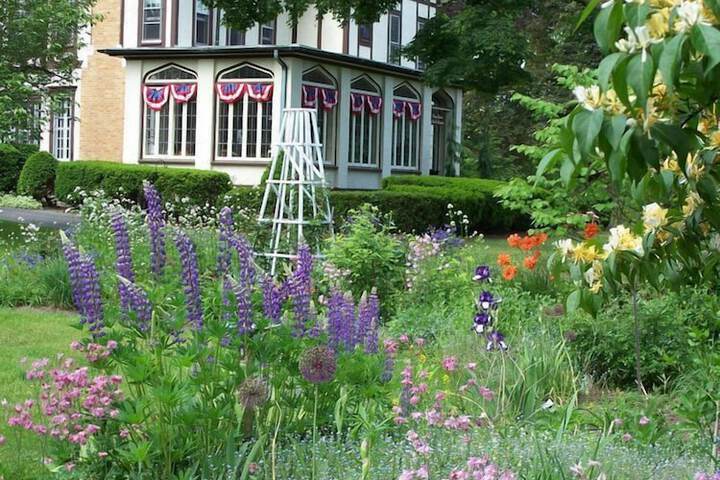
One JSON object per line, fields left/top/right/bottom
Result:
{"left": 258, "top": 108, "right": 333, "bottom": 275}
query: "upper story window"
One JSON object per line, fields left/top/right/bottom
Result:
{"left": 349, "top": 75, "right": 382, "bottom": 167}
{"left": 260, "top": 21, "right": 275, "bottom": 45}
{"left": 358, "top": 23, "right": 373, "bottom": 47}
{"left": 194, "top": 0, "right": 212, "bottom": 45}
{"left": 302, "top": 67, "right": 338, "bottom": 165}
{"left": 416, "top": 17, "right": 428, "bottom": 70}
{"left": 142, "top": 65, "right": 198, "bottom": 160}
{"left": 228, "top": 28, "right": 245, "bottom": 45}
{"left": 392, "top": 83, "right": 422, "bottom": 170}
{"left": 215, "top": 64, "right": 274, "bottom": 161}
{"left": 388, "top": 11, "right": 401, "bottom": 65}
{"left": 141, "top": 0, "right": 163, "bottom": 44}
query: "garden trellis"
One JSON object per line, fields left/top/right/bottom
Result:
{"left": 258, "top": 108, "right": 333, "bottom": 275}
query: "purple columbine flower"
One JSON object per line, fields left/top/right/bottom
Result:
{"left": 473, "top": 265, "right": 491, "bottom": 282}
{"left": 124, "top": 279, "right": 152, "bottom": 332}
{"left": 175, "top": 231, "right": 203, "bottom": 330}
{"left": 289, "top": 244, "right": 313, "bottom": 337}
{"left": 473, "top": 311, "right": 492, "bottom": 334}
{"left": 143, "top": 182, "right": 166, "bottom": 277}
{"left": 262, "top": 275, "right": 285, "bottom": 324}
{"left": 486, "top": 330, "right": 508, "bottom": 351}
{"left": 217, "top": 207, "right": 234, "bottom": 276}
{"left": 111, "top": 212, "right": 135, "bottom": 311}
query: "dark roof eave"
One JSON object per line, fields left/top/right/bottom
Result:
{"left": 99, "top": 45, "right": 428, "bottom": 80}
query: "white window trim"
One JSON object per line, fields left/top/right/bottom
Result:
{"left": 52, "top": 97, "right": 74, "bottom": 161}
{"left": 391, "top": 92, "right": 421, "bottom": 170}
{"left": 215, "top": 73, "right": 273, "bottom": 162}
{"left": 142, "top": 75, "right": 197, "bottom": 162}
{"left": 349, "top": 86, "right": 381, "bottom": 167}
{"left": 141, "top": 0, "right": 163, "bottom": 45}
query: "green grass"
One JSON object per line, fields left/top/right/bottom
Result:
{"left": 0, "top": 307, "right": 79, "bottom": 479}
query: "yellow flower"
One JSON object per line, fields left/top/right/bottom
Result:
{"left": 642, "top": 202, "right": 669, "bottom": 232}
{"left": 442, "top": 374, "right": 450, "bottom": 384}
{"left": 603, "top": 225, "right": 644, "bottom": 255}
{"left": 571, "top": 243, "right": 606, "bottom": 264}
{"left": 647, "top": 8, "right": 671, "bottom": 38}
{"left": 685, "top": 152, "right": 705, "bottom": 181}
{"left": 603, "top": 89, "right": 626, "bottom": 114}
{"left": 584, "top": 261, "right": 604, "bottom": 293}
{"left": 683, "top": 190, "right": 703, "bottom": 217}
{"left": 573, "top": 85, "right": 604, "bottom": 111}
{"left": 418, "top": 354, "right": 427, "bottom": 364}
{"left": 709, "top": 131, "right": 720, "bottom": 148}
{"left": 662, "top": 153, "right": 682, "bottom": 174}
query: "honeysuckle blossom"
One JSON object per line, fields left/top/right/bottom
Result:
{"left": 615, "top": 26, "right": 661, "bottom": 62}
{"left": 555, "top": 239, "right": 576, "bottom": 262}
{"left": 684, "top": 152, "right": 705, "bottom": 181}
{"left": 573, "top": 85, "right": 603, "bottom": 111}
{"left": 603, "top": 225, "right": 644, "bottom": 255}
{"left": 683, "top": 190, "right": 703, "bottom": 217}
{"left": 674, "top": 0, "right": 713, "bottom": 33}
{"left": 642, "top": 203, "right": 669, "bottom": 232}
{"left": 584, "top": 261, "right": 604, "bottom": 293}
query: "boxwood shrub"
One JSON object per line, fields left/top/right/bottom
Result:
{"left": 0, "top": 144, "right": 24, "bottom": 193}
{"left": 55, "top": 161, "right": 232, "bottom": 207}
{"left": 18, "top": 151, "right": 57, "bottom": 203}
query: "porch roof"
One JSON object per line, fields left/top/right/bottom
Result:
{"left": 99, "top": 45, "right": 424, "bottom": 80}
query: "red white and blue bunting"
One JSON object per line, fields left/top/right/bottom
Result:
{"left": 366, "top": 95, "right": 382, "bottom": 115}
{"left": 215, "top": 82, "right": 246, "bottom": 103}
{"left": 170, "top": 83, "right": 197, "bottom": 103}
{"left": 321, "top": 88, "right": 338, "bottom": 110}
{"left": 143, "top": 85, "right": 170, "bottom": 111}
{"left": 392, "top": 100, "right": 422, "bottom": 121}
{"left": 350, "top": 93, "right": 383, "bottom": 116}
{"left": 302, "top": 85, "right": 320, "bottom": 108}
{"left": 303, "top": 85, "right": 338, "bottom": 110}
{"left": 246, "top": 83, "right": 274, "bottom": 102}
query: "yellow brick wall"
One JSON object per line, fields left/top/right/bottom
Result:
{"left": 78, "top": 0, "right": 125, "bottom": 162}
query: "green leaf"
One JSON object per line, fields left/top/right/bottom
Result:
{"left": 535, "top": 148, "right": 563, "bottom": 180}
{"left": 560, "top": 158, "right": 577, "bottom": 187}
{"left": 594, "top": 2, "right": 624, "bottom": 53}
{"left": 658, "top": 34, "right": 685, "bottom": 92}
{"left": 566, "top": 289, "right": 582, "bottom": 313}
{"left": 573, "top": 109, "right": 605, "bottom": 155}
{"left": 608, "top": 150, "right": 627, "bottom": 183}
{"left": 691, "top": 24, "right": 720, "bottom": 73}
{"left": 651, "top": 123, "right": 695, "bottom": 164}
{"left": 626, "top": 53, "right": 656, "bottom": 109}
{"left": 611, "top": 56, "right": 631, "bottom": 107}
{"left": 603, "top": 115, "right": 627, "bottom": 150}
{"left": 704, "top": 0, "right": 720, "bottom": 20}
{"left": 598, "top": 52, "right": 627, "bottom": 90}
{"left": 576, "top": 0, "right": 603, "bottom": 31}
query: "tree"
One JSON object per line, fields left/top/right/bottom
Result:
{"left": 203, "top": 0, "right": 398, "bottom": 31}
{"left": 0, "top": 0, "right": 98, "bottom": 142}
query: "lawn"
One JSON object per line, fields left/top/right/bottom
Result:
{"left": 0, "top": 308, "right": 79, "bottom": 479}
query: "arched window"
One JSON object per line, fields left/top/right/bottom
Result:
{"left": 391, "top": 83, "right": 421, "bottom": 169}
{"left": 142, "top": 64, "right": 198, "bottom": 160}
{"left": 432, "top": 90, "right": 454, "bottom": 175}
{"left": 302, "top": 67, "right": 338, "bottom": 164}
{"left": 215, "top": 64, "right": 274, "bottom": 161}
{"left": 349, "top": 75, "right": 382, "bottom": 166}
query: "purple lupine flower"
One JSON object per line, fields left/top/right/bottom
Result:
{"left": 486, "top": 330, "right": 508, "bottom": 351}
{"left": 355, "top": 292, "right": 371, "bottom": 348}
{"left": 473, "top": 311, "right": 492, "bottom": 334}
{"left": 124, "top": 280, "right": 152, "bottom": 332}
{"left": 262, "top": 275, "right": 284, "bottom": 324}
{"left": 175, "top": 231, "right": 203, "bottom": 330}
{"left": 143, "top": 182, "right": 166, "bottom": 276}
{"left": 380, "top": 354, "right": 394, "bottom": 383}
{"left": 232, "top": 277, "right": 255, "bottom": 335}
{"left": 63, "top": 241, "right": 84, "bottom": 314}
{"left": 111, "top": 213, "right": 135, "bottom": 311}
{"left": 473, "top": 265, "right": 491, "bottom": 282}
{"left": 232, "top": 233, "right": 255, "bottom": 287}
{"left": 327, "top": 289, "right": 344, "bottom": 351}
{"left": 222, "top": 276, "right": 233, "bottom": 323}
{"left": 358, "top": 289, "right": 380, "bottom": 354}
{"left": 289, "top": 244, "right": 313, "bottom": 337}
{"left": 341, "top": 292, "right": 356, "bottom": 351}
{"left": 217, "top": 207, "right": 234, "bottom": 276}
{"left": 79, "top": 254, "right": 104, "bottom": 337}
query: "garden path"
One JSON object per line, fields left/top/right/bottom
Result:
{"left": 0, "top": 207, "right": 80, "bottom": 228}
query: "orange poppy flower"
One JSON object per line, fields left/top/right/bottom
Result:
{"left": 502, "top": 264, "right": 518, "bottom": 281}
{"left": 507, "top": 234, "right": 521, "bottom": 248}
{"left": 523, "top": 255, "right": 538, "bottom": 270}
{"left": 519, "top": 237, "right": 535, "bottom": 252}
{"left": 497, "top": 253, "right": 512, "bottom": 266}
{"left": 584, "top": 222, "right": 600, "bottom": 239}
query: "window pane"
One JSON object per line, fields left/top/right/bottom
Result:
{"left": 217, "top": 102, "right": 229, "bottom": 157}
{"left": 260, "top": 23, "right": 274, "bottom": 45}
{"left": 195, "top": 0, "right": 210, "bottom": 45}
{"left": 228, "top": 29, "right": 245, "bottom": 45}
{"left": 358, "top": 24, "right": 372, "bottom": 45}
{"left": 159, "top": 104, "right": 169, "bottom": 155}
{"left": 145, "top": 107, "right": 156, "bottom": 155}
{"left": 246, "top": 100, "right": 258, "bottom": 157}
{"left": 232, "top": 100, "right": 244, "bottom": 157}
{"left": 260, "top": 100, "right": 273, "bottom": 158}
{"left": 186, "top": 100, "right": 196, "bottom": 156}
{"left": 143, "top": 23, "right": 161, "bottom": 41}
{"left": 142, "top": 0, "right": 161, "bottom": 42}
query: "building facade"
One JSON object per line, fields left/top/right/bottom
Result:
{"left": 101, "top": 0, "right": 463, "bottom": 188}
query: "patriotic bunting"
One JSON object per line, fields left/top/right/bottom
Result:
{"left": 302, "top": 85, "right": 319, "bottom": 108}
{"left": 246, "top": 83, "right": 273, "bottom": 102}
{"left": 406, "top": 101, "right": 422, "bottom": 121}
{"left": 365, "top": 95, "right": 382, "bottom": 115}
{"left": 216, "top": 82, "right": 245, "bottom": 103}
{"left": 170, "top": 83, "right": 197, "bottom": 103}
{"left": 143, "top": 85, "right": 170, "bottom": 111}
{"left": 321, "top": 88, "right": 338, "bottom": 111}
{"left": 392, "top": 99, "right": 406, "bottom": 118}
{"left": 351, "top": 93, "right": 365, "bottom": 114}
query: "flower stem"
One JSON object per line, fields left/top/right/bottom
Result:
{"left": 312, "top": 385, "right": 319, "bottom": 480}
{"left": 631, "top": 287, "right": 645, "bottom": 394}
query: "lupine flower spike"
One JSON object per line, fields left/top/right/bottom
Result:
{"left": 174, "top": 231, "right": 203, "bottom": 330}
{"left": 143, "top": 182, "right": 166, "bottom": 277}
{"left": 111, "top": 212, "right": 135, "bottom": 311}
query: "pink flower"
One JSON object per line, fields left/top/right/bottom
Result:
{"left": 0, "top": 435, "right": 5, "bottom": 446}
{"left": 415, "top": 338, "right": 425, "bottom": 347}
{"left": 466, "top": 362, "right": 477, "bottom": 371}
{"left": 639, "top": 416, "right": 650, "bottom": 426}
{"left": 612, "top": 418, "right": 623, "bottom": 427}
{"left": 399, "top": 334, "right": 410, "bottom": 343}
{"left": 622, "top": 433, "right": 633, "bottom": 442}
{"left": 479, "top": 386, "right": 494, "bottom": 401}
{"left": 65, "top": 463, "right": 75, "bottom": 472}
{"left": 442, "top": 356, "right": 458, "bottom": 372}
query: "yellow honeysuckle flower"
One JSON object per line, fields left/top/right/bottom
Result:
{"left": 685, "top": 152, "right": 705, "bottom": 181}
{"left": 603, "top": 89, "right": 626, "bottom": 114}
{"left": 584, "top": 261, "right": 604, "bottom": 293}
{"left": 573, "top": 85, "right": 604, "bottom": 111}
{"left": 603, "top": 225, "right": 644, "bottom": 255}
{"left": 647, "top": 8, "right": 671, "bottom": 38}
{"left": 675, "top": 0, "right": 713, "bottom": 33}
{"left": 709, "top": 131, "right": 720, "bottom": 148}
{"left": 570, "top": 243, "right": 606, "bottom": 264}
{"left": 683, "top": 190, "right": 703, "bottom": 217}
{"left": 642, "top": 202, "right": 669, "bottom": 232}
{"left": 662, "top": 153, "right": 682, "bottom": 173}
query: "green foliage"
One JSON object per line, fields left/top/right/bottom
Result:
{"left": 11, "top": 143, "right": 39, "bottom": 166}
{"left": 17, "top": 151, "right": 57, "bottom": 203}
{"left": 324, "top": 205, "right": 406, "bottom": 318}
{"left": 495, "top": 65, "right": 617, "bottom": 233}
{"left": 0, "top": 194, "right": 42, "bottom": 209}
{"left": 0, "top": 144, "right": 23, "bottom": 193}
{"left": 55, "top": 161, "right": 232, "bottom": 209}
{"left": 564, "top": 288, "right": 720, "bottom": 388}
{"left": 0, "top": 0, "right": 98, "bottom": 140}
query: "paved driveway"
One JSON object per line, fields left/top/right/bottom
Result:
{"left": 0, "top": 208, "right": 80, "bottom": 229}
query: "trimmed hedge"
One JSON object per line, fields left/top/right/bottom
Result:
{"left": 18, "top": 151, "right": 57, "bottom": 203}
{"left": 0, "top": 144, "right": 24, "bottom": 193}
{"left": 382, "top": 175, "right": 506, "bottom": 192}
{"left": 223, "top": 176, "right": 528, "bottom": 234}
{"left": 55, "top": 161, "right": 233, "bottom": 207}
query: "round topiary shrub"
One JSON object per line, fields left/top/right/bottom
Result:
{"left": 17, "top": 151, "right": 58, "bottom": 203}
{"left": 0, "top": 143, "right": 24, "bottom": 193}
